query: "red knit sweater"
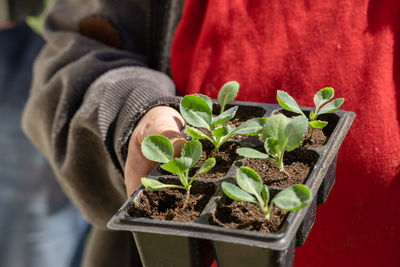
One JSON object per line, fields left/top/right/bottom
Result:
{"left": 170, "top": 1, "right": 400, "bottom": 266}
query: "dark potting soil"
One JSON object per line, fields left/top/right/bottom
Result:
{"left": 209, "top": 195, "right": 287, "bottom": 233}
{"left": 257, "top": 126, "right": 328, "bottom": 148}
{"left": 213, "top": 104, "right": 266, "bottom": 121}
{"left": 128, "top": 178, "right": 216, "bottom": 222}
{"left": 257, "top": 119, "right": 328, "bottom": 149}
{"left": 300, "top": 127, "right": 327, "bottom": 148}
{"left": 188, "top": 140, "right": 239, "bottom": 179}
{"left": 215, "top": 104, "right": 266, "bottom": 141}
{"left": 278, "top": 110, "right": 340, "bottom": 148}
{"left": 242, "top": 149, "right": 319, "bottom": 188}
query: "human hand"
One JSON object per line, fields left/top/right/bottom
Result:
{"left": 124, "top": 106, "right": 186, "bottom": 197}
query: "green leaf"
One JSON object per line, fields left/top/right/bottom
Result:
{"left": 212, "top": 106, "right": 238, "bottom": 126}
{"left": 194, "top": 158, "right": 216, "bottom": 177}
{"left": 161, "top": 158, "right": 191, "bottom": 174}
{"left": 309, "top": 110, "right": 316, "bottom": 121}
{"left": 141, "top": 135, "right": 174, "bottom": 163}
{"left": 218, "top": 81, "right": 239, "bottom": 112}
{"left": 180, "top": 95, "right": 212, "bottom": 130}
{"left": 236, "top": 147, "right": 269, "bottom": 158}
{"left": 221, "top": 182, "right": 258, "bottom": 204}
{"left": 236, "top": 167, "right": 263, "bottom": 196}
{"left": 265, "top": 138, "right": 279, "bottom": 156}
{"left": 234, "top": 117, "right": 266, "bottom": 135}
{"left": 261, "top": 184, "right": 270, "bottom": 205}
{"left": 276, "top": 90, "right": 305, "bottom": 116}
{"left": 141, "top": 178, "right": 183, "bottom": 191}
{"left": 308, "top": 120, "right": 328, "bottom": 129}
{"left": 318, "top": 98, "right": 344, "bottom": 115}
{"left": 284, "top": 116, "right": 308, "bottom": 151}
{"left": 181, "top": 140, "right": 202, "bottom": 168}
{"left": 262, "top": 114, "right": 290, "bottom": 143}
{"left": 272, "top": 184, "right": 312, "bottom": 211}
{"left": 26, "top": 0, "right": 55, "bottom": 34}
{"left": 26, "top": 16, "right": 44, "bottom": 34}
{"left": 212, "top": 125, "right": 231, "bottom": 138}
{"left": 185, "top": 125, "right": 209, "bottom": 140}
{"left": 194, "top": 94, "right": 213, "bottom": 111}
{"left": 314, "top": 87, "right": 334, "bottom": 109}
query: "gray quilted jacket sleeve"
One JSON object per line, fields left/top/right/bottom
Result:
{"left": 22, "top": 0, "right": 178, "bottom": 228}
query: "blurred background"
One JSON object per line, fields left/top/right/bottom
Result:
{"left": 0, "top": 1, "right": 88, "bottom": 266}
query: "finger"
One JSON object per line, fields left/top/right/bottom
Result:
{"left": 124, "top": 106, "right": 185, "bottom": 196}
{"left": 124, "top": 149, "right": 157, "bottom": 197}
{"left": 172, "top": 137, "right": 186, "bottom": 158}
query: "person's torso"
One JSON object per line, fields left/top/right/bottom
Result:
{"left": 169, "top": 1, "right": 400, "bottom": 266}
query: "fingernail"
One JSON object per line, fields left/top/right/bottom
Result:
{"left": 171, "top": 137, "right": 187, "bottom": 157}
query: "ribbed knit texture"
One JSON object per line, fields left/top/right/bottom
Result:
{"left": 170, "top": 1, "right": 400, "bottom": 266}
{"left": 90, "top": 66, "right": 176, "bottom": 171}
{"left": 22, "top": 1, "right": 182, "bottom": 266}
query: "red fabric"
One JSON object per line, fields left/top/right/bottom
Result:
{"left": 171, "top": 0, "right": 400, "bottom": 266}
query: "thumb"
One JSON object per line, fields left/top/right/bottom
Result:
{"left": 124, "top": 106, "right": 185, "bottom": 197}
{"left": 171, "top": 135, "right": 186, "bottom": 158}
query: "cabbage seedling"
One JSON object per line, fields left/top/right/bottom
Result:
{"left": 221, "top": 167, "right": 312, "bottom": 219}
{"left": 276, "top": 88, "right": 344, "bottom": 139}
{"left": 180, "top": 81, "right": 266, "bottom": 156}
{"left": 236, "top": 114, "right": 308, "bottom": 177}
{"left": 140, "top": 135, "right": 215, "bottom": 206}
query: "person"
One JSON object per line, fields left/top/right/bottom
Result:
{"left": 22, "top": 1, "right": 400, "bottom": 267}
{"left": 0, "top": 1, "right": 87, "bottom": 267}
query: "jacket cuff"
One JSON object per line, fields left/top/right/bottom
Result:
{"left": 115, "top": 93, "right": 180, "bottom": 170}
{"left": 92, "top": 66, "right": 179, "bottom": 172}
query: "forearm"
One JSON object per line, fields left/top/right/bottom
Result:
{"left": 22, "top": 0, "right": 177, "bottom": 228}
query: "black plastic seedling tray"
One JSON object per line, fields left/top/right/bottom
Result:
{"left": 108, "top": 101, "right": 355, "bottom": 267}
